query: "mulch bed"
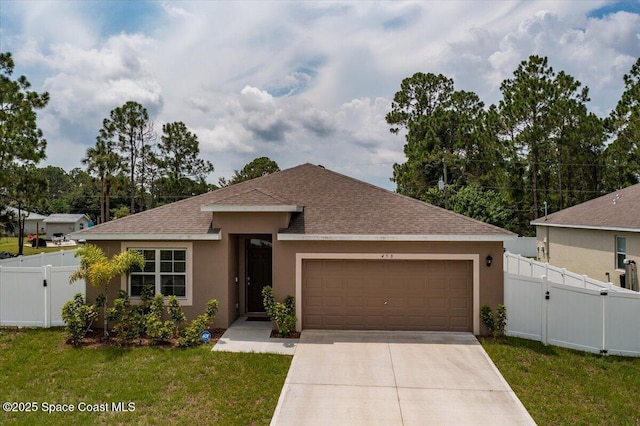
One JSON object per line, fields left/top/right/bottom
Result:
{"left": 65, "top": 328, "right": 227, "bottom": 348}
{"left": 269, "top": 330, "right": 301, "bottom": 339}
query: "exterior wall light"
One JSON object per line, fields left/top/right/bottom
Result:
{"left": 486, "top": 255, "right": 493, "bottom": 267}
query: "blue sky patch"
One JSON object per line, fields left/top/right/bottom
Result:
{"left": 588, "top": 1, "right": 640, "bottom": 19}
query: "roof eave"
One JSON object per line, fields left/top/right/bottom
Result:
{"left": 531, "top": 222, "right": 640, "bottom": 233}
{"left": 277, "top": 233, "right": 516, "bottom": 242}
{"left": 68, "top": 230, "right": 222, "bottom": 241}
{"left": 201, "top": 205, "right": 303, "bottom": 213}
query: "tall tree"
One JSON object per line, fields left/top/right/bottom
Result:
{"left": 603, "top": 57, "right": 640, "bottom": 191}
{"left": 219, "top": 156, "right": 280, "bottom": 187}
{"left": 157, "top": 122, "right": 213, "bottom": 180}
{"left": 0, "top": 52, "right": 49, "bottom": 189}
{"left": 83, "top": 140, "right": 122, "bottom": 223}
{"left": 98, "top": 101, "right": 154, "bottom": 214}
{"left": 154, "top": 121, "right": 213, "bottom": 203}
{"left": 6, "top": 165, "right": 47, "bottom": 255}
{"left": 386, "top": 72, "right": 501, "bottom": 202}
{"left": 498, "top": 56, "right": 602, "bottom": 232}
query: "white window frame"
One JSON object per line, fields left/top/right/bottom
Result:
{"left": 616, "top": 236, "right": 626, "bottom": 270}
{"left": 121, "top": 242, "right": 193, "bottom": 306}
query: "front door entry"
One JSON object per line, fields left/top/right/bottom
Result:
{"left": 246, "top": 238, "right": 272, "bottom": 313}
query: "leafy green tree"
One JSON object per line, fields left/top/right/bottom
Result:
{"left": 157, "top": 122, "right": 213, "bottom": 181}
{"left": 0, "top": 52, "right": 49, "bottom": 189}
{"left": 603, "top": 57, "right": 640, "bottom": 191}
{"left": 154, "top": 121, "right": 213, "bottom": 203}
{"left": 70, "top": 244, "right": 144, "bottom": 338}
{"left": 112, "top": 205, "right": 130, "bottom": 219}
{"left": 386, "top": 73, "right": 503, "bottom": 202}
{"left": 35, "top": 166, "right": 71, "bottom": 214}
{"left": 498, "top": 55, "right": 603, "bottom": 232}
{"left": 64, "top": 168, "right": 102, "bottom": 220}
{"left": 219, "top": 156, "right": 280, "bottom": 187}
{"left": 6, "top": 165, "right": 47, "bottom": 254}
{"left": 98, "top": 101, "right": 154, "bottom": 214}
{"left": 449, "top": 185, "right": 514, "bottom": 231}
{"left": 83, "top": 140, "right": 122, "bottom": 223}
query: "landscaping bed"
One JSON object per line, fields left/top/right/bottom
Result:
{"left": 68, "top": 327, "right": 227, "bottom": 348}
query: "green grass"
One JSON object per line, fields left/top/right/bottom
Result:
{"left": 481, "top": 336, "right": 640, "bottom": 425}
{"left": 0, "top": 328, "right": 291, "bottom": 425}
{"left": 0, "top": 237, "right": 78, "bottom": 256}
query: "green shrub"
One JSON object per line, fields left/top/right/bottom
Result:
{"left": 139, "top": 283, "right": 155, "bottom": 314}
{"left": 480, "top": 304, "right": 507, "bottom": 338}
{"left": 262, "top": 286, "right": 297, "bottom": 337}
{"left": 168, "top": 295, "right": 186, "bottom": 326}
{"left": 107, "top": 291, "right": 144, "bottom": 344}
{"left": 145, "top": 294, "right": 174, "bottom": 343}
{"left": 178, "top": 299, "right": 219, "bottom": 347}
{"left": 61, "top": 293, "right": 98, "bottom": 346}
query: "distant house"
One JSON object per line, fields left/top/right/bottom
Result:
{"left": 43, "top": 214, "right": 91, "bottom": 237}
{"left": 2, "top": 206, "right": 47, "bottom": 236}
{"left": 531, "top": 183, "right": 640, "bottom": 288}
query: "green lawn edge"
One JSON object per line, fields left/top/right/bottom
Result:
{"left": 481, "top": 336, "right": 640, "bottom": 425}
{"left": 0, "top": 328, "right": 291, "bottom": 425}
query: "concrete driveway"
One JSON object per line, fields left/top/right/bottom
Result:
{"left": 271, "top": 330, "right": 535, "bottom": 426}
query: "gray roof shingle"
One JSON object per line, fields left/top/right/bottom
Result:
{"left": 75, "top": 164, "right": 514, "bottom": 239}
{"left": 531, "top": 183, "right": 640, "bottom": 231}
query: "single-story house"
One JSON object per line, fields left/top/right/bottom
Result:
{"left": 2, "top": 206, "right": 47, "bottom": 236}
{"left": 44, "top": 214, "right": 91, "bottom": 236}
{"left": 532, "top": 183, "right": 640, "bottom": 287}
{"left": 72, "top": 164, "right": 515, "bottom": 334}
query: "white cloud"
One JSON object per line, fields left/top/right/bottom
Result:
{"left": 2, "top": 1, "right": 639, "bottom": 191}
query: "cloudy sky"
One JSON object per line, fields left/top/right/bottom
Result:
{"left": 1, "top": 1, "right": 639, "bottom": 190}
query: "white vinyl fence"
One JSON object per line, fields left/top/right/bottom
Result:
{"left": 0, "top": 252, "right": 84, "bottom": 327}
{"left": 0, "top": 249, "right": 79, "bottom": 267}
{"left": 504, "top": 252, "right": 640, "bottom": 357}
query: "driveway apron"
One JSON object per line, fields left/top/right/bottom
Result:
{"left": 271, "top": 330, "right": 535, "bottom": 426}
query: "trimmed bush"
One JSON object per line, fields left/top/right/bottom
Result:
{"left": 61, "top": 293, "right": 98, "bottom": 346}
{"left": 107, "top": 291, "right": 144, "bottom": 345}
{"left": 262, "top": 286, "right": 297, "bottom": 337}
{"left": 480, "top": 304, "right": 507, "bottom": 338}
{"left": 178, "top": 299, "right": 219, "bottom": 347}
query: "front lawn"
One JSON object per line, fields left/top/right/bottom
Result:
{"left": 0, "top": 328, "right": 291, "bottom": 425}
{"left": 481, "top": 336, "right": 640, "bottom": 425}
{"left": 0, "top": 237, "right": 77, "bottom": 256}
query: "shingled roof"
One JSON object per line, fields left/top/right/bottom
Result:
{"left": 74, "top": 163, "right": 515, "bottom": 241}
{"left": 531, "top": 183, "right": 640, "bottom": 232}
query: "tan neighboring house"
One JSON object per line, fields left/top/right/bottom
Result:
{"left": 72, "top": 164, "right": 515, "bottom": 334}
{"left": 532, "top": 183, "right": 640, "bottom": 288}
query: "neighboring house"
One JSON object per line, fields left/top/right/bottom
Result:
{"left": 44, "top": 214, "right": 91, "bottom": 236}
{"left": 532, "top": 183, "right": 640, "bottom": 288}
{"left": 2, "top": 206, "right": 47, "bottom": 236}
{"left": 72, "top": 164, "right": 515, "bottom": 334}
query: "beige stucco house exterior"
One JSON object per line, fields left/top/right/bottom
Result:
{"left": 73, "top": 164, "right": 515, "bottom": 334}
{"left": 532, "top": 183, "right": 640, "bottom": 288}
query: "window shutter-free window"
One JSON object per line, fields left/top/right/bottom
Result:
{"left": 129, "top": 248, "right": 187, "bottom": 298}
{"left": 616, "top": 236, "right": 627, "bottom": 270}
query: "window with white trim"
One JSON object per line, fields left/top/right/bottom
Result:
{"left": 129, "top": 249, "right": 187, "bottom": 298}
{"left": 616, "top": 236, "right": 626, "bottom": 270}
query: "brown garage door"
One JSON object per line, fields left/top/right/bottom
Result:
{"left": 302, "top": 259, "right": 472, "bottom": 331}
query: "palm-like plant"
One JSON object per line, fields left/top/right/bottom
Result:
{"left": 70, "top": 244, "right": 144, "bottom": 338}
{"left": 82, "top": 140, "right": 121, "bottom": 223}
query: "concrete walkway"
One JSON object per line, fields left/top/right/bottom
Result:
{"left": 211, "top": 317, "right": 298, "bottom": 355}
{"left": 271, "top": 330, "right": 535, "bottom": 426}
